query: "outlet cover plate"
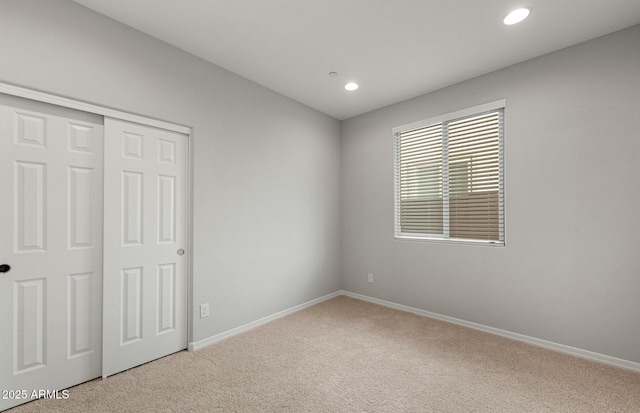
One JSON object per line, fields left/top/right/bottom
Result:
{"left": 200, "top": 303, "right": 210, "bottom": 318}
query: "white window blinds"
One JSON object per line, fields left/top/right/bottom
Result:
{"left": 393, "top": 101, "right": 505, "bottom": 245}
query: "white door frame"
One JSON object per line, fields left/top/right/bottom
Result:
{"left": 0, "top": 81, "right": 194, "bottom": 360}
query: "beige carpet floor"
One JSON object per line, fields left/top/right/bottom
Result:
{"left": 9, "top": 296, "right": 640, "bottom": 412}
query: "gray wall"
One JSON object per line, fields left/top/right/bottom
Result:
{"left": 341, "top": 25, "right": 640, "bottom": 363}
{"left": 0, "top": 0, "right": 342, "bottom": 342}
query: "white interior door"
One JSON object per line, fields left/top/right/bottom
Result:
{"left": 102, "top": 117, "right": 187, "bottom": 378}
{"left": 0, "top": 96, "right": 103, "bottom": 411}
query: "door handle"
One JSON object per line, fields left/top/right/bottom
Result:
{"left": 0, "top": 264, "right": 10, "bottom": 273}
{"left": 177, "top": 249, "right": 185, "bottom": 256}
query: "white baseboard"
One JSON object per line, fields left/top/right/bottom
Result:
{"left": 188, "top": 290, "right": 341, "bottom": 351}
{"left": 341, "top": 290, "right": 640, "bottom": 373}
{"left": 188, "top": 288, "right": 639, "bottom": 373}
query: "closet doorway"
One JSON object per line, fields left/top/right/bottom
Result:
{"left": 0, "top": 89, "right": 190, "bottom": 411}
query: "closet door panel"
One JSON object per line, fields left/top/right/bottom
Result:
{"left": 0, "top": 97, "right": 103, "bottom": 411}
{"left": 102, "top": 118, "right": 187, "bottom": 378}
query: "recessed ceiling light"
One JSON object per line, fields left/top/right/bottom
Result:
{"left": 344, "top": 82, "right": 359, "bottom": 91}
{"left": 328, "top": 71, "right": 338, "bottom": 77}
{"left": 503, "top": 7, "right": 531, "bottom": 25}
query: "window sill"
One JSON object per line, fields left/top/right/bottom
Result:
{"left": 394, "top": 234, "right": 505, "bottom": 247}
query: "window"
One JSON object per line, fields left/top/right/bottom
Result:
{"left": 393, "top": 101, "right": 505, "bottom": 245}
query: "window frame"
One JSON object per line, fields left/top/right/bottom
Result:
{"left": 392, "top": 100, "right": 506, "bottom": 246}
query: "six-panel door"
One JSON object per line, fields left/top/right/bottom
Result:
{"left": 0, "top": 98, "right": 104, "bottom": 411}
{"left": 102, "top": 118, "right": 187, "bottom": 378}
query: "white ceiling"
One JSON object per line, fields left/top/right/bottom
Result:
{"left": 73, "top": 0, "right": 640, "bottom": 120}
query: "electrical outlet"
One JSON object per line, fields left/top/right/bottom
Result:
{"left": 200, "top": 303, "right": 210, "bottom": 318}
{"left": 368, "top": 273, "right": 374, "bottom": 283}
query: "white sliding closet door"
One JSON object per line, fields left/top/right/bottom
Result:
{"left": 102, "top": 118, "right": 187, "bottom": 378}
{"left": 0, "top": 97, "right": 103, "bottom": 411}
